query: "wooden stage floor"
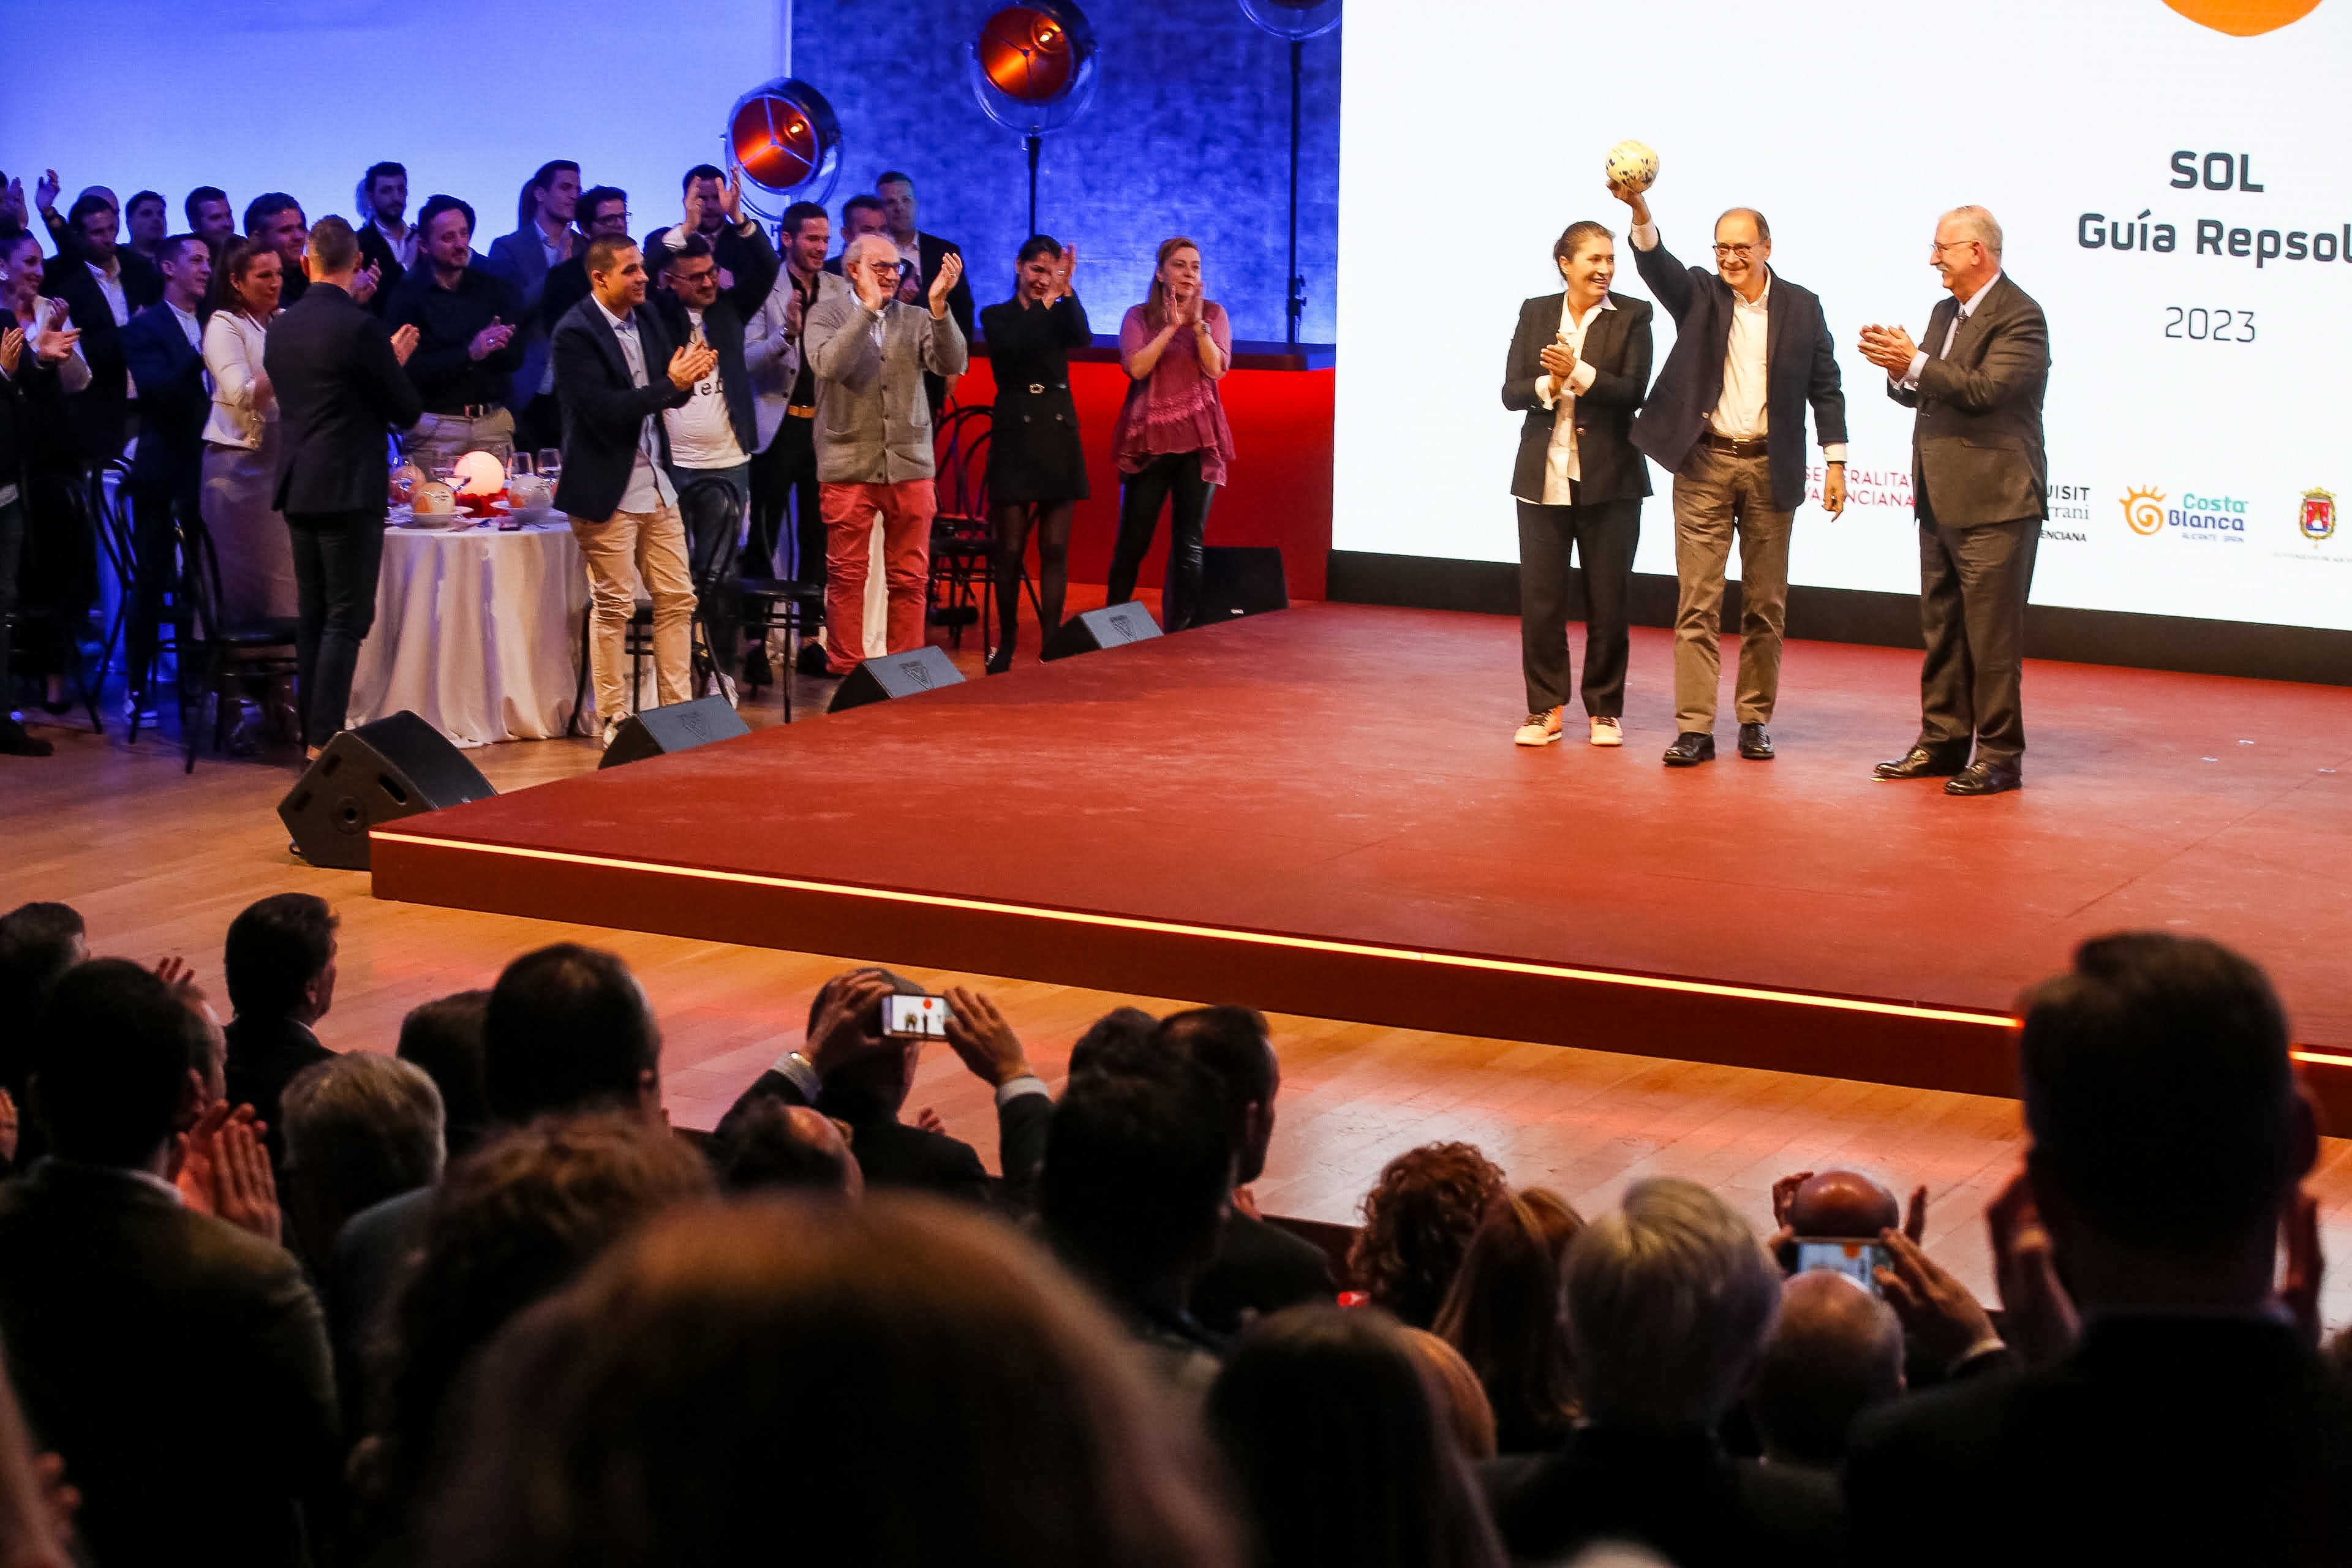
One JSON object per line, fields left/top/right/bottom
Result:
{"left": 13, "top": 602, "right": 2352, "bottom": 1325}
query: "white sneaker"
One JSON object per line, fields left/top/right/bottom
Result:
{"left": 600, "top": 715, "right": 627, "bottom": 750}
{"left": 1589, "top": 716, "right": 1623, "bottom": 747}
{"left": 1513, "top": 707, "right": 1564, "bottom": 747}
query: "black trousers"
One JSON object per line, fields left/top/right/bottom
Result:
{"left": 1106, "top": 451, "right": 1215, "bottom": 632}
{"left": 750, "top": 415, "right": 821, "bottom": 582}
{"left": 0, "top": 496, "right": 21, "bottom": 714}
{"left": 286, "top": 509, "right": 385, "bottom": 749}
{"left": 1915, "top": 508, "right": 2038, "bottom": 767}
{"left": 1516, "top": 496, "right": 1640, "bottom": 717}
{"left": 126, "top": 479, "right": 198, "bottom": 699}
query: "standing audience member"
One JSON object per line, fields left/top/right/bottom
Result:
{"left": 549, "top": 233, "right": 709, "bottom": 744}
{"left": 0, "top": 959, "right": 339, "bottom": 1568}
{"left": 979, "top": 235, "right": 1090, "bottom": 671}
{"left": 1105, "top": 237, "right": 1234, "bottom": 632}
{"left": 1160, "top": 1006, "right": 1336, "bottom": 1336}
{"left": 1348, "top": 1142, "right": 1507, "bottom": 1329}
{"left": 387, "top": 194, "right": 522, "bottom": 470}
{"left": 37, "top": 181, "right": 162, "bottom": 313}
{"left": 1846, "top": 933, "right": 2352, "bottom": 1565}
{"left": 805, "top": 232, "right": 965, "bottom": 673}
{"left": 264, "top": 214, "right": 423, "bottom": 757}
{"left": 1751, "top": 1271, "right": 1905, "bottom": 1471}
{"left": 825, "top": 193, "right": 889, "bottom": 272}
{"left": 394, "top": 989, "right": 491, "bottom": 1160}
{"left": 486, "top": 159, "right": 579, "bottom": 451}
{"left": 279, "top": 1052, "right": 444, "bottom": 1268}
{"left": 1, "top": 232, "right": 94, "bottom": 729}
{"left": 1, "top": 252, "right": 88, "bottom": 757}
{"left": 1433, "top": 1186, "right": 1585, "bottom": 1454}
{"left": 645, "top": 164, "right": 732, "bottom": 260}
{"left": 45, "top": 190, "right": 136, "bottom": 463}
{"left": 123, "top": 189, "right": 168, "bottom": 267}
{"left": 876, "top": 172, "right": 973, "bottom": 412}
{"left": 118, "top": 233, "right": 213, "bottom": 720}
{"left": 186, "top": 185, "right": 236, "bottom": 257}
{"left": 421, "top": 1198, "right": 1240, "bottom": 1568}
{"left": 535, "top": 184, "right": 629, "bottom": 345}
{"left": 1483, "top": 1177, "right": 1842, "bottom": 1567}
{"left": 221, "top": 891, "right": 339, "bottom": 1166}
{"left": 1210, "top": 1305, "right": 1509, "bottom": 1568}
{"left": 200, "top": 236, "right": 296, "bottom": 629}
{"left": 244, "top": 192, "right": 325, "bottom": 308}
{"left": 354, "top": 161, "right": 415, "bottom": 317}
{"left": 742, "top": 200, "right": 834, "bottom": 605}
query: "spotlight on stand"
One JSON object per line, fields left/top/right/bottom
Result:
{"left": 967, "top": 2, "right": 1100, "bottom": 236}
{"left": 1238, "top": 0, "right": 1340, "bottom": 344}
{"left": 726, "top": 77, "right": 844, "bottom": 222}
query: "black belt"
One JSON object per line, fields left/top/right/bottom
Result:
{"left": 1704, "top": 432, "right": 1768, "bottom": 459}
{"left": 428, "top": 404, "right": 507, "bottom": 421}
{"left": 1016, "top": 382, "right": 1068, "bottom": 394}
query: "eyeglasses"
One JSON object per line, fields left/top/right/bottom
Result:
{"left": 1713, "top": 243, "right": 1757, "bottom": 258}
{"left": 1929, "top": 240, "right": 1979, "bottom": 256}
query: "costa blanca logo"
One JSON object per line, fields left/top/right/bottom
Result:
{"left": 2119, "top": 486, "right": 2249, "bottom": 541}
{"left": 2164, "top": 1, "right": 2325, "bottom": 36}
{"left": 2120, "top": 487, "right": 2168, "bottom": 535}
{"left": 2302, "top": 488, "right": 2338, "bottom": 543}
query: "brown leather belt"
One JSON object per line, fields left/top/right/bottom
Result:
{"left": 787, "top": 404, "right": 816, "bottom": 419}
{"left": 1705, "top": 432, "right": 1768, "bottom": 459}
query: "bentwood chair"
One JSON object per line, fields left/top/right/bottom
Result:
{"left": 174, "top": 511, "right": 298, "bottom": 772}
{"left": 925, "top": 404, "right": 997, "bottom": 656}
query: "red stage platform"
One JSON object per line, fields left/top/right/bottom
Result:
{"left": 371, "top": 604, "right": 2352, "bottom": 1121}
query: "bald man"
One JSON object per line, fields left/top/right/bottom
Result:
{"left": 1752, "top": 1270, "right": 1905, "bottom": 1468}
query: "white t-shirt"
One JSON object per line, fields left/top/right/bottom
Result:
{"left": 662, "top": 306, "right": 747, "bottom": 469}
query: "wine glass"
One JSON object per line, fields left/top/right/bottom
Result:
{"left": 537, "top": 448, "right": 562, "bottom": 484}
{"left": 507, "top": 451, "right": 534, "bottom": 484}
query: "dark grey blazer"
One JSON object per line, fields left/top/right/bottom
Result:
{"left": 1888, "top": 273, "right": 2049, "bottom": 529}
{"left": 1501, "top": 290, "right": 1654, "bottom": 505}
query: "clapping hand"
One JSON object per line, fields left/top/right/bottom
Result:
{"left": 0, "top": 175, "right": 24, "bottom": 230}
{"left": 666, "top": 341, "right": 718, "bottom": 390}
{"left": 353, "top": 262, "right": 382, "bottom": 307}
{"left": 1054, "top": 244, "right": 1077, "bottom": 300}
{"left": 0, "top": 328, "right": 20, "bottom": 378}
{"left": 782, "top": 284, "right": 805, "bottom": 339}
{"left": 0, "top": 1087, "right": 17, "bottom": 1165}
{"left": 174, "top": 1102, "right": 282, "bottom": 1243}
{"left": 467, "top": 315, "right": 515, "bottom": 361}
{"left": 34, "top": 170, "right": 59, "bottom": 214}
{"left": 926, "top": 252, "right": 963, "bottom": 317}
{"left": 1858, "top": 323, "right": 1918, "bottom": 376}
{"left": 718, "top": 168, "right": 744, "bottom": 227}
{"left": 390, "top": 323, "right": 420, "bottom": 366}
{"left": 1987, "top": 1167, "right": 2079, "bottom": 1366}
{"left": 682, "top": 183, "right": 705, "bottom": 238}
{"left": 1538, "top": 334, "right": 1578, "bottom": 386}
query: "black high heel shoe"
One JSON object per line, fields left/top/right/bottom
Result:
{"left": 984, "top": 647, "right": 1014, "bottom": 676}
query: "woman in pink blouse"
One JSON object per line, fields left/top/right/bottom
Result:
{"left": 1104, "top": 236, "right": 1234, "bottom": 632}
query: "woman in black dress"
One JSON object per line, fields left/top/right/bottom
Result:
{"left": 978, "top": 236, "right": 1090, "bottom": 673}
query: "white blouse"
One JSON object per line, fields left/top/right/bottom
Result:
{"left": 202, "top": 309, "right": 276, "bottom": 450}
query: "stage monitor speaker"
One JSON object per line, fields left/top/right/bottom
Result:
{"left": 598, "top": 695, "right": 753, "bottom": 769}
{"left": 1197, "top": 546, "right": 1289, "bottom": 621}
{"left": 278, "top": 710, "right": 496, "bottom": 870}
{"left": 1040, "top": 601, "right": 1163, "bottom": 662}
{"left": 828, "top": 646, "right": 967, "bottom": 712}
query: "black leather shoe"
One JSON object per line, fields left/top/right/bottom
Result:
{"left": 796, "top": 641, "right": 831, "bottom": 677}
{"left": 984, "top": 647, "right": 1014, "bottom": 676}
{"left": 1737, "top": 723, "right": 1773, "bottom": 760}
{"left": 1662, "top": 731, "right": 1716, "bottom": 767}
{"left": 1944, "top": 761, "right": 2022, "bottom": 796}
{"left": 1873, "top": 745, "right": 1967, "bottom": 781}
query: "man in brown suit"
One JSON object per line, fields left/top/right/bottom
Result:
{"left": 1859, "top": 206, "right": 2048, "bottom": 797}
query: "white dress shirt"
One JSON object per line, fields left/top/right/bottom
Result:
{"left": 1521, "top": 293, "right": 1608, "bottom": 505}
{"left": 375, "top": 217, "right": 420, "bottom": 273}
{"left": 1898, "top": 271, "right": 2004, "bottom": 388}
{"left": 594, "top": 296, "right": 678, "bottom": 514}
{"left": 87, "top": 259, "right": 129, "bottom": 326}
{"left": 167, "top": 300, "right": 202, "bottom": 352}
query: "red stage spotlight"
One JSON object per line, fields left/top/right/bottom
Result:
{"left": 723, "top": 78, "right": 843, "bottom": 215}
{"left": 967, "top": 1, "right": 1100, "bottom": 234}
{"left": 978, "top": 7, "right": 1077, "bottom": 102}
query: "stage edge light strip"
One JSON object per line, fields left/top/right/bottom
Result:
{"left": 369, "top": 831, "right": 2016, "bottom": 1028}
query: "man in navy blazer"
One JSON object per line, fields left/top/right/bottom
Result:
{"left": 1613, "top": 176, "right": 1847, "bottom": 767}
{"left": 550, "top": 235, "right": 714, "bottom": 745}
{"left": 263, "top": 217, "right": 423, "bottom": 755}
{"left": 118, "top": 234, "right": 214, "bottom": 719}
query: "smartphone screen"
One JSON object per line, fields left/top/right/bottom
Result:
{"left": 1792, "top": 1239, "right": 1891, "bottom": 1295}
{"left": 880, "top": 993, "right": 952, "bottom": 1039}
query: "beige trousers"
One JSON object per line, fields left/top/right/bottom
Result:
{"left": 1672, "top": 445, "right": 1793, "bottom": 732}
{"left": 572, "top": 500, "right": 694, "bottom": 723}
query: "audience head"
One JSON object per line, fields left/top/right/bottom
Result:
{"left": 575, "top": 184, "right": 629, "bottom": 240}
{"left": 424, "top": 1196, "right": 1238, "bottom": 1568}
{"left": 125, "top": 189, "right": 167, "bottom": 251}
{"left": 360, "top": 160, "right": 407, "bottom": 227}
{"left": 1348, "top": 1142, "right": 1508, "bottom": 1329}
{"left": 1209, "top": 1305, "right": 1507, "bottom": 1568}
{"left": 0, "top": 902, "right": 87, "bottom": 1025}
{"left": 712, "top": 1097, "right": 862, "bottom": 1197}
{"left": 208, "top": 234, "right": 284, "bottom": 320}
{"left": 2018, "top": 932, "right": 2312, "bottom": 1297}
{"left": 876, "top": 170, "right": 917, "bottom": 238}
{"left": 0, "top": 233, "right": 43, "bottom": 309}
{"left": 663, "top": 233, "right": 720, "bottom": 309}
{"left": 681, "top": 162, "right": 725, "bottom": 231}
{"left": 584, "top": 235, "right": 644, "bottom": 312}
{"left": 483, "top": 943, "right": 662, "bottom": 1124}
{"left": 807, "top": 967, "right": 927, "bottom": 1124}
{"left": 155, "top": 234, "right": 211, "bottom": 310}
{"left": 1158, "top": 1005, "right": 1278, "bottom": 1185}
{"left": 1040, "top": 1048, "right": 1233, "bottom": 1306}
{"left": 1431, "top": 1186, "right": 1584, "bottom": 1450}
{"left": 418, "top": 195, "right": 475, "bottom": 273}
{"left": 281, "top": 1053, "right": 446, "bottom": 1262}
{"left": 223, "top": 892, "right": 338, "bottom": 1027}
{"left": 519, "top": 159, "right": 579, "bottom": 232}
{"left": 839, "top": 193, "right": 887, "bottom": 247}
{"left": 30, "top": 959, "right": 208, "bottom": 1167}
{"left": 306, "top": 214, "right": 361, "bottom": 281}
{"left": 67, "top": 192, "right": 116, "bottom": 263}
{"left": 840, "top": 232, "right": 903, "bottom": 300}
{"left": 1750, "top": 1270, "right": 1904, "bottom": 1468}
{"left": 1148, "top": 235, "right": 1205, "bottom": 326}
{"left": 185, "top": 185, "right": 234, "bottom": 247}
{"left": 1017, "top": 233, "right": 1065, "bottom": 300}
{"left": 1399, "top": 1326, "right": 1500, "bottom": 1461}
{"left": 398, "top": 989, "right": 492, "bottom": 1159}
{"left": 244, "top": 192, "right": 307, "bottom": 271}
{"left": 1566, "top": 1177, "right": 1780, "bottom": 1433}
{"left": 1786, "top": 1170, "right": 1901, "bottom": 1238}
{"left": 1065, "top": 1005, "right": 1158, "bottom": 1077}
{"left": 781, "top": 200, "right": 829, "bottom": 272}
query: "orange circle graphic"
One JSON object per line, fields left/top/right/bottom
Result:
{"left": 2163, "top": 0, "right": 2326, "bottom": 36}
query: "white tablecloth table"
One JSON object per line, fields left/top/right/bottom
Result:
{"left": 347, "top": 519, "right": 587, "bottom": 747}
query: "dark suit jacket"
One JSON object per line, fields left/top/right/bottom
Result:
{"left": 1847, "top": 1316, "right": 2352, "bottom": 1567}
{"left": 723, "top": 1068, "right": 1054, "bottom": 1214}
{"left": 0, "top": 1161, "right": 340, "bottom": 1568}
{"left": 648, "top": 223, "right": 782, "bottom": 462}
{"left": 1482, "top": 1424, "right": 1843, "bottom": 1568}
{"left": 549, "top": 295, "right": 694, "bottom": 521}
{"left": 43, "top": 255, "right": 132, "bottom": 461}
{"left": 265, "top": 281, "right": 424, "bottom": 515}
{"left": 485, "top": 225, "right": 567, "bottom": 403}
{"left": 119, "top": 303, "right": 209, "bottom": 499}
{"left": 1630, "top": 236, "right": 1847, "bottom": 514}
{"left": 1190, "top": 1208, "right": 1337, "bottom": 1336}
{"left": 538, "top": 255, "right": 592, "bottom": 340}
{"left": 355, "top": 222, "right": 413, "bottom": 318}
{"left": 1501, "top": 290, "right": 1654, "bottom": 505}
{"left": 224, "top": 1014, "right": 336, "bottom": 1169}
{"left": 1887, "top": 273, "right": 2049, "bottom": 529}
{"left": 40, "top": 208, "right": 164, "bottom": 312}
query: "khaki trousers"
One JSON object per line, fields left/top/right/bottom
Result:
{"left": 405, "top": 407, "right": 515, "bottom": 475}
{"left": 1672, "top": 445, "right": 1793, "bottom": 732}
{"left": 572, "top": 500, "right": 694, "bottom": 723}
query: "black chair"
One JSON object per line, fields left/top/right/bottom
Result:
{"left": 925, "top": 404, "right": 996, "bottom": 655}
{"left": 87, "top": 461, "right": 135, "bottom": 725}
{"left": 10, "top": 471, "right": 106, "bottom": 734}
{"left": 173, "top": 510, "right": 298, "bottom": 773}
{"left": 677, "top": 477, "right": 745, "bottom": 700}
